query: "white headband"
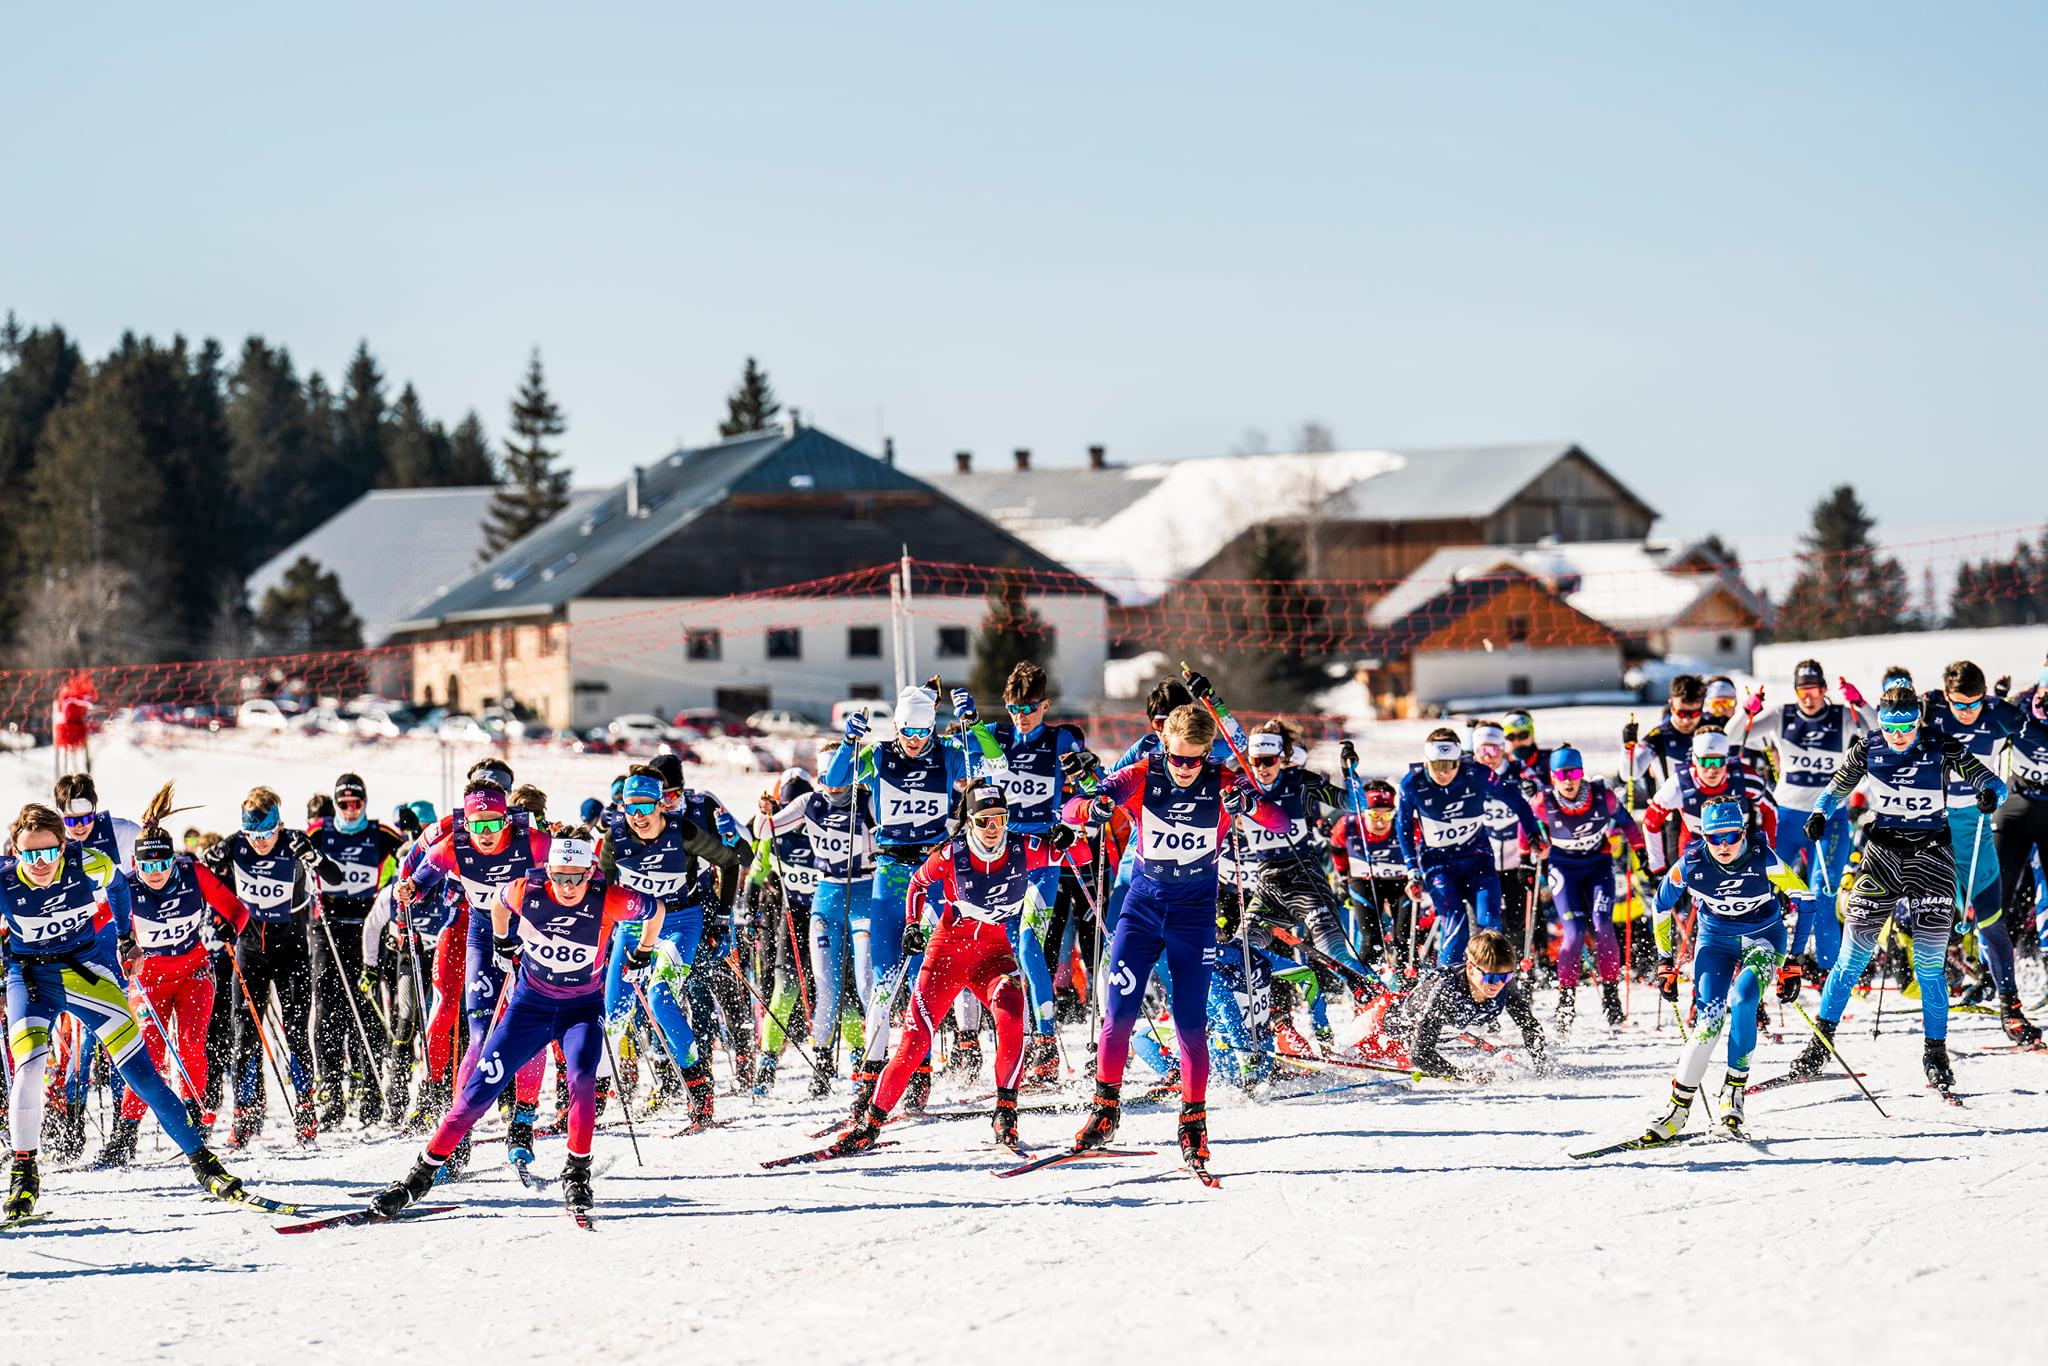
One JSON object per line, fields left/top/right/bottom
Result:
{"left": 1472, "top": 725, "right": 1506, "bottom": 748}
{"left": 65, "top": 798, "right": 94, "bottom": 815}
{"left": 548, "top": 839, "right": 597, "bottom": 870}
{"left": 1248, "top": 732, "right": 1285, "bottom": 758}
{"left": 1424, "top": 740, "right": 1463, "bottom": 762}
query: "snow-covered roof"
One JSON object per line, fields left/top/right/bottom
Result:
{"left": 1367, "top": 540, "right": 1763, "bottom": 635}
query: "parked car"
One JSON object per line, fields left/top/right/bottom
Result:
{"left": 435, "top": 714, "right": 495, "bottom": 744}
{"left": 670, "top": 707, "right": 758, "bottom": 739}
{"left": 607, "top": 713, "right": 680, "bottom": 749}
{"left": 236, "top": 699, "right": 291, "bottom": 733}
{"left": 746, "top": 708, "right": 823, "bottom": 739}
{"left": 830, "top": 699, "right": 897, "bottom": 742}
{"left": 572, "top": 728, "right": 620, "bottom": 755}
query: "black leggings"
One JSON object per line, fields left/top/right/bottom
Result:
{"left": 1994, "top": 792, "right": 2048, "bottom": 947}
{"left": 232, "top": 921, "right": 315, "bottom": 1109}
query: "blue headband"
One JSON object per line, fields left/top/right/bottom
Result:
{"left": 621, "top": 775, "right": 663, "bottom": 803}
{"left": 241, "top": 806, "right": 281, "bottom": 833}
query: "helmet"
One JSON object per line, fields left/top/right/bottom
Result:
{"left": 1502, "top": 711, "right": 1534, "bottom": 741}
{"left": 646, "top": 752, "right": 685, "bottom": 792}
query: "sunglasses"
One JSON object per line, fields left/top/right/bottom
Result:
{"left": 548, "top": 870, "right": 590, "bottom": 887}
{"left": 17, "top": 845, "right": 62, "bottom": 865}
{"left": 624, "top": 800, "right": 660, "bottom": 818}
{"left": 1794, "top": 683, "right": 1824, "bottom": 695}
{"left": 1250, "top": 755, "right": 1281, "bottom": 767}
{"left": 138, "top": 858, "right": 175, "bottom": 876}
{"left": 1474, "top": 968, "right": 1515, "bottom": 985}
{"left": 467, "top": 816, "right": 508, "bottom": 836}
{"left": 1162, "top": 751, "right": 1205, "bottom": 770}
{"left": 60, "top": 813, "right": 96, "bottom": 828}
{"left": 1552, "top": 767, "right": 1585, "bottom": 782}
{"left": 1694, "top": 756, "right": 1728, "bottom": 769}
{"left": 969, "top": 813, "right": 1006, "bottom": 827}
{"left": 898, "top": 725, "right": 934, "bottom": 740}
{"left": 1703, "top": 829, "right": 1745, "bottom": 847}
{"left": 1005, "top": 700, "right": 1046, "bottom": 715}
{"left": 336, "top": 799, "right": 365, "bottom": 812}
{"left": 1671, "top": 708, "right": 1702, "bottom": 721}
{"left": 1948, "top": 696, "right": 1985, "bottom": 712}
{"left": 1879, "top": 717, "right": 1919, "bottom": 734}
{"left": 1504, "top": 730, "right": 1533, "bottom": 742}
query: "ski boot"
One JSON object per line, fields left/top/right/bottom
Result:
{"left": 506, "top": 1104, "right": 538, "bottom": 1167}
{"left": 646, "top": 1052, "right": 685, "bottom": 1113}
{"left": 561, "top": 1154, "right": 594, "bottom": 1215}
{"left": 2000, "top": 996, "right": 2042, "bottom": 1047}
{"left": 1073, "top": 1081, "right": 1121, "bottom": 1150}
{"left": 404, "top": 1079, "right": 450, "bottom": 1135}
{"left": 189, "top": 1147, "right": 244, "bottom": 1200}
{"left": 316, "top": 1085, "right": 346, "bottom": 1133}
{"left": 1024, "top": 1034, "right": 1060, "bottom": 1087}
{"left": 371, "top": 1154, "right": 440, "bottom": 1218}
{"left": 847, "top": 1064, "right": 878, "bottom": 1121}
{"left": 1715, "top": 1069, "right": 1748, "bottom": 1137}
{"left": 991, "top": 1087, "right": 1021, "bottom": 1150}
{"left": 952, "top": 1035, "right": 983, "bottom": 1081}
{"left": 730, "top": 1047, "right": 758, "bottom": 1091}
{"left": 1601, "top": 981, "right": 1625, "bottom": 1027}
{"left": 1177, "top": 1102, "right": 1210, "bottom": 1166}
{"left": 226, "top": 1105, "right": 261, "bottom": 1150}
{"left": 683, "top": 1062, "right": 717, "bottom": 1130}
{"left": 1787, "top": 1016, "right": 1837, "bottom": 1079}
{"left": 752, "top": 1054, "right": 778, "bottom": 1096}
{"left": 1641, "top": 1081, "right": 1697, "bottom": 1143}
{"left": 91, "top": 1116, "right": 141, "bottom": 1169}
{"left": 1273, "top": 1018, "right": 1314, "bottom": 1059}
{"left": 807, "top": 1060, "right": 835, "bottom": 1099}
{"left": 1923, "top": 1038, "right": 1956, "bottom": 1093}
{"left": 381, "top": 1059, "right": 411, "bottom": 1126}
{"left": 904, "top": 1063, "right": 933, "bottom": 1114}
{"left": 827, "top": 1106, "right": 884, "bottom": 1158}
{"left": 357, "top": 1084, "right": 385, "bottom": 1128}
{"left": 6, "top": 1155, "right": 39, "bottom": 1221}
{"left": 593, "top": 1075, "right": 612, "bottom": 1120}
{"left": 1554, "top": 986, "right": 1577, "bottom": 1033}
{"left": 293, "top": 1095, "right": 320, "bottom": 1145}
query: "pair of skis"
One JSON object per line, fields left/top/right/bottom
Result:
{"left": 995, "top": 1145, "right": 1219, "bottom": 1186}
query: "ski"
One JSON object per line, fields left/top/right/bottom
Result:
{"left": 275, "top": 1203, "right": 462, "bottom": 1235}
{"left": 759, "top": 1139, "right": 900, "bottom": 1170}
{"left": 1978, "top": 1042, "right": 2048, "bottom": 1054}
{"left": 220, "top": 1188, "right": 304, "bottom": 1215}
{"left": 1, "top": 1211, "right": 47, "bottom": 1233}
{"left": 567, "top": 1209, "right": 596, "bottom": 1231}
{"left": 1746, "top": 1070, "right": 1867, "bottom": 1096}
{"left": 1184, "top": 1160, "right": 1222, "bottom": 1188}
{"left": 994, "top": 1146, "right": 1156, "bottom": 1179}
{"left": 673, "top": 1119, "right": 731, "bottom": 1137}
{"left": 1568, "top": 1131, "right": 1712, "bottom": 1161}
{"left": 510, "top": 1160, "right": 547, "bottom": 1191}
{"left": 1925, "top": 1085, "right": 1966, "bottom": 1108}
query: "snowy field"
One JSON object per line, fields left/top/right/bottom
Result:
{"left": 3, "top": 988, "right": 2039, "bottom": 1366}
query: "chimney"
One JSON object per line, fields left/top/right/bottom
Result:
{"left": 1087, "top": 444, "right": 1106, "bottom": 470}
{"left": 954, "top": 450, "right": 972, "bottom": 474}
{"left": 626, "top": 465, "right": 644, "bottom": 518}
{"left": 782, "top": 408, "right": 801, "bottom": 435}
{"left": 882, "top": 436, "right": 896, "bottom": 466}
{"left": 1013, "top": 448, "right": 1031, "bottom": 472}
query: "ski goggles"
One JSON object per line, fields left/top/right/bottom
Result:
{"left": 623, "top": 799, "right": 660, "bottom": 818}
{"left": 897, "top": 725, "right": 934, "bottom": 740}
{"left": 1474, "top": 968, "right": 1515, "bottom": 985}
{"left": 60, "top": 811, "right": 96, "bottom": 829}
{"left": 138, "top": 857, "right": 175, "bottom": 876}
{"left": 1692, "top": 755, "right": 1728, "bottom": 770}
{"left": 1551, "top": 766, "right": 1585, "bottom": 783}
{"left": 968, "top": 811, "right": 1007, "bottom": 829}
{"left": 1878, "top": 711, "right": 1920, "bottom": 734}
{"left": 1005, "top": 700, "right": 1047, "bottom": 716}
{"left": 466, "top": 815, "right": 508, "bottom": 836}
{"left": 16, "top": 845, "right": 62, "bottom": 866}
{"left": 1702, "top": 827, "right": 1745, "bottom": 848}
{"left": 1162, "top": 750, "right": 1206, "bottom": 770}
{"left": 241, "top": 807, "right": 281, "bottom": 833}
{"left": 1945, "top": 694, "right": 1986, "bottom": 714}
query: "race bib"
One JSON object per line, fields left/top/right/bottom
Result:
{"left": 1001, "top": 771, "right": 1057, "bottom": 810}
{"left": 1866, "top": 779, "right": 1940, "bottom": 818}
{"left": 1418, "top": 814, "right": 1482, "bottom": 848}
{"left": 779, "top": 862, "right": 820, "bottom": 896}
{"left": 1142, "top": 818, "right": 1217, "bottom": 865}
{"left": 618, "top": 866, "right": 689, "bottom": 898}
{"left": 239, "top": 874, "right": 294, "bottom": 909}
{"left": 877, "top": 780, "right": 947, "bottom": 831}
{"left": 136, "top": 913, "right": 195, "bottom": 951}
{"left": 322, "top": 860, "right": 379, "bottom": 895}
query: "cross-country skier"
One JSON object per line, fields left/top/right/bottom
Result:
{"left": 1329, "top": 773, "right": 1411, "bottom": 972}
{"left": 1528, "top": 746, "right": 1643, "bottom": 1029}
{"left": 370, "top": 827, "right": 660, "bottom": 1220}
{"left": 1470, "top": 722, "right": 1543, "bottom": 982}
{"left": 1729, "top": 659, "right": 1871, "bottom": 985}
{"left": 747, "top": 771, "right": 826, "bottom": 1091}
{"left": 1642, "top": 730, "right": 1778, "bottom": 871}
{"left": 53, "top": 772, "right": 138, "bottom": 868}
{"left": 1992, "top": 683, "right": 2048, "bottom": 979}
{"left": 1786, "top": 685, "right": 2009, "bottom": 1091}
{"left": 1395, "top": 729, "right": 1547, "bottom": 970}
{"left": 1347, "top": 930, "right": 1549, "bottom": 1079}
{"left": 306, "top": 773, "right": 405, "bottom": 1126}
{"left": 98, "top": 785, "right": 251, "bottom": 1165}
{"left": 4, "top": 804, "right": 248, "bottom": 1222}
{"left": 1639, "top": 798, "right": 1807, "bottom": 1140}
{"left": 1064, "top": 687, "right": 1285, "bottom": 1167}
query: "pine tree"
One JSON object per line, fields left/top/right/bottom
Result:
{"left": 381, "top": 383, "right": 451, "bottom": 488}
{"left": 226, "top": 337, "right": 312, "bottom": 563}
{"left": 718, "top": 357, "right": 780, "bottom": 437}
{"left": 0, "top": 321, "right": 85, "bottom": 640}
{"left": 339, "top": 341, "right": 389, "bottom": 492}
{"left": 969, "top": 569, "right": 1055, "bottom": 703}
{"left": 445, "top": 411, "right": 497, "bottom": 484}
{"left": 1775, "top": 485, "right": 1909, "bottom": 640}
{"left": 481, "top": 349, "right": 570, "bottom": 555}
{"left": 253, "top": 554, "right": 364, "bottom": 653}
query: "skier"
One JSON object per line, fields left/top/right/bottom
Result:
{"left": 1064, "top": 684, "right": 1285, "bottom": 1167}
{"left": 370, "top": 827, "right": 661, "bottom": 1219}
{"left": 1501, "top": 711, "right": 1550, "bottom": 789}
{"left": 100, "top": 785, "right": 251, "bottom": 1165}
{"left": 1642, "top": 730, "right": 1778, "bottom": 871}
{"left": 1470, "top": 722, "right": 1543, "bottom": 982}
{"left": 4, "top": 804, "right": 247, "bottom": 1222}
{"left": 1785, "top": 685, "right": 2008, "bottom": 1092}
{"left": 596, "top": 765, "right": 744, "bottom": 1128}
{"left": 1329, "top": 774, "right": 1413, "bottom": 973}
{"left": 1729, "top": 659, "right": 1871, "bottom": 986}
{"left": 1920, "top": 661, "right": 2038, "bottom": 1040}
{"left": 1992, "top": 683, "right": 2048, "bottom": 976}
{"left": 200, "top": 786, "right": 336, "bottom": 1145}
{"left": 747, "top": 770, "right": 825, "bottom": 1091}
{"left": 1528, "top": 746, "right": 1643, "bottom": 1028}
{"left": 823, "top": 782, "right": 1080, "bottom": 1156}
{"left": 1627, "top": 675, "right": 1708, "bottom": 871}
{"left": 823, "top": 685, "right": 972, "bottom": 1111}
{"left": 1639, "top": 798, "right": 1807, "bottom": 1140}
{"left": 1347, "top": 930, "right": 1549, "bottom": 1079}
{"left": 1395, "top": 729, "right": 1547, "bottom": 969}
{"left": 54, "top": 772, "right": 139, "bottom": 867}
{"left": 306, "top": 773, "right": 405, "bottom": 1126}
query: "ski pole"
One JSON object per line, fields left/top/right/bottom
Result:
{"left": 130, "top": 981, "right": 201, "bottom": 1106}
{"left": 315, "top": 909, "right": 386, "bottom": 1107}
{"left": 1870, "top": 918, "right": 1891, "bottom": 1040}
{"left": 598, "top": 1020, "right": 644, "bottom": 1167}
{"left": 1792, "top": 998, "right": 1889, "bottom": 1118}
{"left": 227, "top": 938, "right": 299, "bottom": 1111}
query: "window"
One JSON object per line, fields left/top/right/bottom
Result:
{"left": 1505, "top": 614, "right": 1530, "bottom": 645}
{"left": 766, "top": 628, "right": 802, "bottom": 660}
{"left": 686, "top": 629, "right": 722, "bottom": 662}
{"left": 1716, "top": 634, "right": 1736, "bottom": 655}
{"left": 847, "top": 626, "right": 882, "bottom": 658}
{"left": 1508, "top": 676, "right": 1532, "bottom": 697}
{"left": 848, "top": 683, "right": 883, "bottom": 700}
{"left": 937, "top": 626, "right": 969, "bottom": 658}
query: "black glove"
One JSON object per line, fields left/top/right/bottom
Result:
{"left": 1977, "top": 788, "right": 1999, "bottom": 814}
{"left": 901, "top": 921, "right": 930, "bottom": 955}
{"left": 118, "top": 933, "right": 139, "bottom": 964}
{"left": 1059, "top": 750, "right": 1100, "bottom": 786}
{"left": 1995, "top": 674, "right": 2012, "bottom": 699}
{"left": 1519, "top": 776, "right": 1541, "bottom": 800}
{"left": 623, "top": 946, "right": 655, "bottom": 979}
{"left": 1183, "top": 669, "right": 1214, "bottom": 703}
{"left": 1046, "top": 824, "right": 1076, "bottom": 853}
{"left": 316, "top": 855, "right": 346, "bottom": 884}
{"left": 1622, "top": 720, "right": 1639, "bottom": 746}
{"left": 210, "top": 910, "right": 240, "bottom": 946}
{"left": 1527, "top": 825, "right": 1551, "bottom": 860}
{"left": 1775, "top": 960, "right": 1803, "bottom": 1004}
{"left": 492, "top": 932, "right": 521, "bottom": 973}
{"left": 1339, "top": 740, "right": 1359, "bottom": 770}
{"left": 1220, "top": 784, "right": 1251, "bottom": 816}
{"left": 1655, "top": 958, "right": 1680, "bottom": 1002}
{"left": 1803, "top": 810, "right": 1827, "bottom": 842}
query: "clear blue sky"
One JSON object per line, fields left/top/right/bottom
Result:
{"left": 7, "top": 4, "right": 2043, "bottom": 572}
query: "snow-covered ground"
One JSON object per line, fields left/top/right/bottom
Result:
{"left": 7, "top": 989, "right": 2037, "bottom": 1365}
